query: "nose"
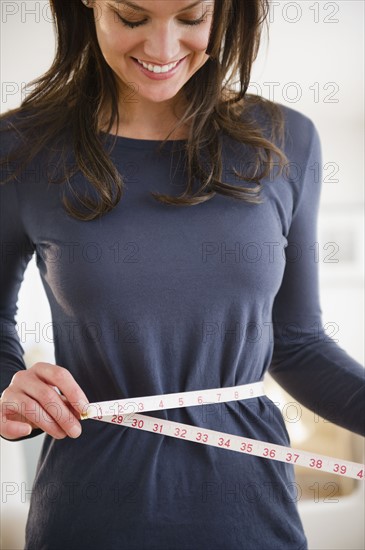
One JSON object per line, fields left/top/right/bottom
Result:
{"left": 142, "top": 22, "right": 182, "bottom": 64}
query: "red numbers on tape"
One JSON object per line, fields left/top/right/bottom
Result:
{"left": 131, "top": 419, "right": 144, "bottom": 429}
{"left": 285, "top": 452, "right": 299, "bottom": 464}
{"left": 333, "top": 464, "right": 347, "bottom": 475}
{"left": 153, "top": 423, "right": 163, "bottom": 433}
{"left": 309, "top": 458, "right": 323, "bottom": 470}
{"left": 81, "top": 382, "right": 364, "bottom": 481}
{"left": 240, "top": 441, "right": 253, "bottom": 453}
{"left": 111, "top": 415, "right": 124, "bottom": 424}
{"left": 218, "top": 438, "right": 231, "bottom": 448}
{"left": 88, "top": 411, "right": 365, "bottom": 480}
{"left": 196, "top": 432, "right": 209, "bottom": 443}
{"left": 263, "top": 448, "right": 276, "bottom": 458}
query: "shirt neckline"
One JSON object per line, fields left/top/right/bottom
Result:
{"left": 99, "top": 130, "right": 188, "bottom": 151}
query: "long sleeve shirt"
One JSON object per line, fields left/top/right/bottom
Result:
{"left": 1, "top": 103, "right": 364, "bottom": 550}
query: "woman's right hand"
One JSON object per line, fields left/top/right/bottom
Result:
{"left": 0, "top": 362, "right": 90, "bottom": 440}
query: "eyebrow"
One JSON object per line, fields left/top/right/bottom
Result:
{"left": 113, "top": 0, "right": 203, "bottom": 14}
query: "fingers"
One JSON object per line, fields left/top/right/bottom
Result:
{"left": 1, "top": 362, "right": 90, "bottom": 440}
{"left": 0, "top": 402, "right": 36, "bottom": 440}
{"left": 0, "top": 416, "right": 33, "bottom": 440}
{"left": 31, "top": 363, "right": 90, "bottom": 417}
{"left": 1, "top": 390, "right": 72, "bottom": 439}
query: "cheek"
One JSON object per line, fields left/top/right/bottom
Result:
{"left": 187, "top": 25, "right": 212, "bottom": 56}
{"left": 191, "top": 25, "right": 210, "bottom": 52}
{"left": 189, "top": 37, "right": 211, "bottom": 66}
{"left": 94, "top": 12, "right": 134, "bottom": 60}
{"left": 95, "top": 28, "right": 133, "bottom": 69}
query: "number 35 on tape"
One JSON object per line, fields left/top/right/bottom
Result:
{"left": 80, "top": 382, "right": 364, "bottom": 481}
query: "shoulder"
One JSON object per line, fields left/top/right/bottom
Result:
{"left": 0, "top": 108, "right": 28, "bottom": 133}
{"left": 279, "top": 103, "right": 320, "bottom": 161}
{"left": 243, "top": 97, "right": 320, "bottom": 159}
{"left": 277, "top": 103, "right": 316, "bottom": 135}
{"left": 0, "top": 107, "right": 67, "bottom": 172}
{"left": 0, "top": 109, "right": 29, "bottom": 158}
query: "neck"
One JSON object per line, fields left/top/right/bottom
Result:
{"left": 98, "top": 92, "right": 191, "bottom": 140}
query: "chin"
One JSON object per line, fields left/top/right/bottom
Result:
{"left": 138, "top": 88, "right": 183, "bottom": 104}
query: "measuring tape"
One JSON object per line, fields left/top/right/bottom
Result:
{"left": 80, "top": 382, "right": 364, "bottom": 481}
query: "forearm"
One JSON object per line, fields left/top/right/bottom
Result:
{"left": 270, "top": 337, "right": 365, "bottom": 436}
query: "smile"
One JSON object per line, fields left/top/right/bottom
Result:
{"left": 134, "top": 56, "right": 186, "bottom": 74}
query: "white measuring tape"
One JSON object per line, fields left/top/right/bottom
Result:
{"left": 81, "top": 382, "right": 364, "bottom": 481}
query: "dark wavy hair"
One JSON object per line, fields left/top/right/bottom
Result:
{"left": 0, "top": 0, "right": 287, "bottom": 221}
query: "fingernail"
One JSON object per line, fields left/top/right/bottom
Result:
{"left": 69, "top": 424, "right": 82, "bottom": 438}
{"left": 21, "top": 425, "right": 32, "bottom": 436}
{"left": 78, "top": 401, "right": 90, "bottom": 415}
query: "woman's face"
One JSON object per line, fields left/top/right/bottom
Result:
{"left": 92, "top": 0, "right": 214, "bottom": 106}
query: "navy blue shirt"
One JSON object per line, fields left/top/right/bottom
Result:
{"left": 1, "top": 103, "right": 364, "bottom": 550}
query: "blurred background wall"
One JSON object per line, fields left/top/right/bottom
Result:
{"left": 1, "top": 1, "right": 364, "bottom": 548}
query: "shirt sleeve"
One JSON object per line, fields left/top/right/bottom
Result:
{"left": 0, "top": 178, "right": 44, "bottom": 440}
{"left": 0, "top": 180, "right": 33, "bottom": 390}
{"left": 268, "top": 120, "right": 365, "bottom": 436}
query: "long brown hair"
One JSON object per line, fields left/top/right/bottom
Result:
{"left": 0, "top": 0, "right": 287, "bottom": 221}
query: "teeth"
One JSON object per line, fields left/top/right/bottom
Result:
{"left": 136, "top": 58, "right": 180, "bottom": 73}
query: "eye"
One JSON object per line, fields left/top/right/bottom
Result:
{"left": 117, "top": 16, "right": 147, "bottom": 29}
{"left": 115, "top": 13, "right": 207, "bottom": 29}
{"left": 181, "top": 16, "right": 206, "bottom": 26}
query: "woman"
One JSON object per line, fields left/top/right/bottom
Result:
{"left": 0, "top": 1, "right": 364, "bottom": 549}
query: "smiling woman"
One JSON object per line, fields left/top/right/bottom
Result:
{"left": 1, "top": 1, "right": 364, "bottom": 550}
{"left": 92, "top": 0, "right": 214, "bottom": 136}
{"left": 0, "top": 0, "right": 286, "bottom": 220}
